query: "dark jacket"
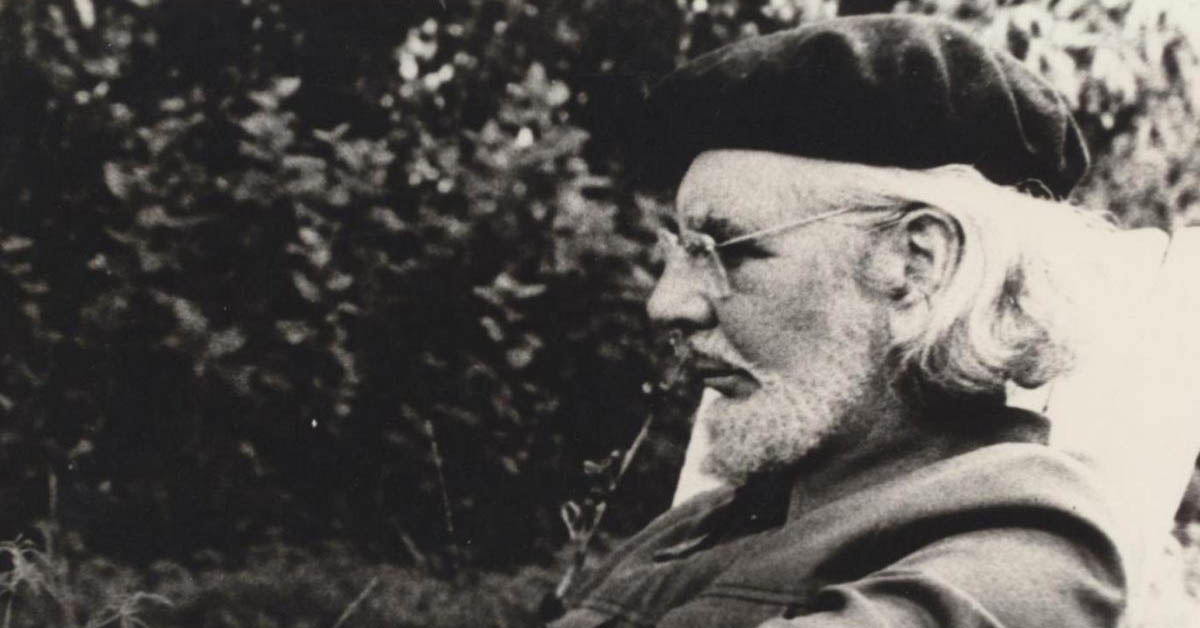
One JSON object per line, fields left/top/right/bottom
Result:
{"left": 550, "top": 410, "right": 1126, "bottom": 628}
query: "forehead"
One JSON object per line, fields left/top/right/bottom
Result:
{"left": 674, "top": 151, "right": 868, "bottom": 228}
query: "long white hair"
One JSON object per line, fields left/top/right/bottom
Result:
{"left": 845, "top": 163, "right": 1117, "bottom": 394}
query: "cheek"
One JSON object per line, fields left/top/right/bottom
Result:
{"left": 717, "top": 254, "right": 852, "bottom": 367}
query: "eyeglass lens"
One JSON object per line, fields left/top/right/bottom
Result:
{"left": 655, "top": 228, "right": 732, "bottom": 299}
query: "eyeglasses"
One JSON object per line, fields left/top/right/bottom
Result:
{"left": 655, "top": 206, "right": 861, "bottom": 299}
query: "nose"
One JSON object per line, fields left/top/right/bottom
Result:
{"left": 646, "top": 257, "right": 717, "bottom": 331}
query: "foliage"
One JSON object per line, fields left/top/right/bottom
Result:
{"left": 0, "top": 0, "right": 692, "bottom": 568}
{"left": 0, "top": 0, "right": 1197, "bottom": 592}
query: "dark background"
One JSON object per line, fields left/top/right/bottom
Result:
{"left": 0, "top": 0, "right": 1197, "bottom": 626}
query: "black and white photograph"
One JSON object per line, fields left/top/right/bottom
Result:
{"left": 1, "top": 0, "right": 1199, "bottom": 626}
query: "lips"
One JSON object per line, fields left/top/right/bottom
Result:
{"left": 690, "top": 354, "right": 757, "bottom": 398}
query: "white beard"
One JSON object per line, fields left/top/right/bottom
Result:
{"left": 698, "top": 339, "right": 879, "bottom": 485}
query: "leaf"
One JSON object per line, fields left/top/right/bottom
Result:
{"left": 399, "top": 52, "right": 420, "bottom": 81}
{"left": 151, "top": 291, "right": 208, "bottom": 334}
{"left": 292, "top": 272, "right": 322, "bottom": 302}
{"left": 103, "top": 162, "right": 131, "bottom": 200}
{"left": 506, "top": 347, "right": 534, "bottom": 369}
{"left": 581, "top": 459, "right": 611, "bottom": 478}
{"left": 1, "top": 236, "right": 34, "bottom": 253}
{"left": 276, "top": 320, "right": 317, "bottom": 345}
{"left": 368, "top": 207, "right": 407, "bottom": 232}
{"left": 73, "top": 0, "right": 95, "bottom": 30}
{"left": 313, "top": 123, "right": 350, "bottom": 144}
{"left": 208, "top": 327, "right": 246, "bottom": 357}
{"left": 274, "top": 76, "right": 302, "bottom": 98}
{"left": 560, "top": 501, "right": 583, "bottom": 536}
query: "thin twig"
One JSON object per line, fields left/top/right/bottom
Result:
{"left": 554, "top": 333, "right": 688, "bottom": 601}
{"left": 616, "top": 410, "right": 654, "bottom": 481}
{"left": 555, "top": 408, "right": 655, "bottom": 599}
{"left": 423, "top": 417, "right": 457, "bottom": 572}
{"left": 331, "top": 577, "right": 379, "bottom": 628}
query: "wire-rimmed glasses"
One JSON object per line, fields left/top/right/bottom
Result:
{"left": 654, "top": 206, "right": 862, "bottom": 300}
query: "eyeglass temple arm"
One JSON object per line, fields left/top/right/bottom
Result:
{"left": 715, "top": 206, "right": 861, "bottom": 248}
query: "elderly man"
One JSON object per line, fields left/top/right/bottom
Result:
{"left": 549, "top": 14, "right": 1128, "bottom": 628}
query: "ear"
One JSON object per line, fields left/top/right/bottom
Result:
{"left": 901, "top": 207, "right": 962, "bottom": 297}
{"left": 868, "top": 206, "right": 963, "bottom": 338}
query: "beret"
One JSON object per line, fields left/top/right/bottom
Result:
{"left": 641, "top": 15, "right": 1088, "bottom": 198}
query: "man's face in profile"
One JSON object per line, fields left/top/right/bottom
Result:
{"left": 649, "top": 151, "right": 895, "bottom": 484}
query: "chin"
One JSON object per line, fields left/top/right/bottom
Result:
{"left": 699, "top": 376, "right": 846, "bottom": 484}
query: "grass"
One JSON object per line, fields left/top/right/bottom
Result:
{"left": 0, "top": 528, "right": 559, "bottom": 628}
{"left": 0, "top": 528, "right": 173, "bottom": 628}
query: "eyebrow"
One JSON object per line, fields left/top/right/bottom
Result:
{"left": 663, "top": 204, "right": 754, "bottom": 242}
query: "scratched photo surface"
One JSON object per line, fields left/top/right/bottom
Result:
{"left": 0, "top": 2, "right": 1197, "bottom": 627}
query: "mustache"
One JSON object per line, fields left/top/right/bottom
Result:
{"left": 661, "top": 330, "right": 757, "bottom": 378}
{"left": 687, "top": 334, "right": 755, "bottom": 372}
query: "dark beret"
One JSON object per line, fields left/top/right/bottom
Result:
{"left": 641, "top": 15, "right": 1088, "bottom": 198}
